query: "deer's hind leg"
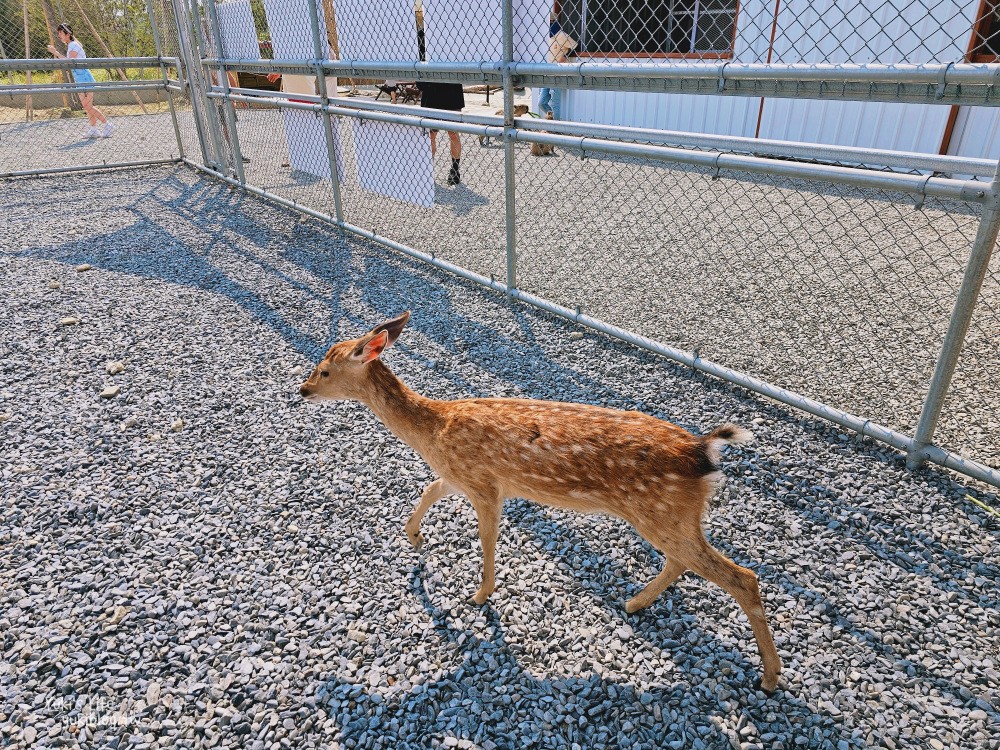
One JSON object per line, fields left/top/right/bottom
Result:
{"left": 685, "top": 540, "right": 782, "bottom": 694}
{"left": 405, "top": 478, "right": 455, "bottom": 550}
{"left": 625, "top": 503, "right": 697, "bottom": 613}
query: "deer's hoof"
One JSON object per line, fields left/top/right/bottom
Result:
{"left": 624, "top": 596, "right": 646, "bottom": 614}
{"left": 406, "top": 531, "right": 424, "bottom": 550}
{"left": 470, "top": 590, "right": 491, "bottom": 606}
{"left": 754, "top": 675, "right": 779, "bottom": 696}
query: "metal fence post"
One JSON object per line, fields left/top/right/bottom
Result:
{"left": 502, "top": 0, "right": 517, "bottom": 292}
{"left": 145, "top": 0, "right": 185, "bottom": 160}
{"left": 170, "top": 0, "right": 211, "bottom": 166}
{"left": 907, "top": 171, "right": 1000, "bottom": 469}
{"left": 204, "top": 0, "right": 246, "bottom": 184}
{"left": 305, "top": 0, "right": 346, "bottom": 225}
{"left": 186, "top": 0, "right": 228, "bottom": 174}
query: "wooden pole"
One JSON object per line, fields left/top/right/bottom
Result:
{"left": 321, "top": 0, "right": 339, "bottom": 55}
{"left": 67, "top": 0, "right": 151, "bottom": 114}
{"left": 22, "top": 0, "right": 33, "bottom": 120}
{"left": 39, "top": 0, "right": 73, "bottom": 109}
{"left": 321, "top": 0, "right": 339, "bottom": 93}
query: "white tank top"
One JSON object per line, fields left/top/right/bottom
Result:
{"left": 67, "top": 40, "right": 86, "bottom": 59}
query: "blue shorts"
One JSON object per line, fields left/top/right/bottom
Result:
{"left": 73, "top": 68, "right": 96, "bottom": 91}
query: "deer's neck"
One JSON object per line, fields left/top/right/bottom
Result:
{"left": 359, "top": 360, "right": 443, "bottom": 454}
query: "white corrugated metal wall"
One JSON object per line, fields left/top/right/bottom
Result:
{"left": 560, "top": 0, "right": 773, "bottom": 137}
{"left": 757, "top": 0, "right": 980, "bottom": 153}
{"left": 550, "top": 0, "right": 991, "bottom": 156}
{"left": 949, "top": 107, "right": 1000, "bottom": 161}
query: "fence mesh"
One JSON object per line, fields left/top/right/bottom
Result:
{"left": 939, "top": 251, "right": 1000, "bottom": 468}
{"left": 514, "top": 149, "right": 985, "bottom": 442}
{"left": 3, "top": 0, "right": 1000, "bottom": 67}
{"left": 0, "top": 0, "right": 187, "bottom": 173}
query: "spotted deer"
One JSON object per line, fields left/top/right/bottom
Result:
{"left": 299, "top": 312, "right": 782, "bottom": 692}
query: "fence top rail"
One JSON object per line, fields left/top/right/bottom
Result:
{"left": 209, "top": 58, "right": 502, "bottom": 75}
{"left": 0, "top": 57, "right": 164, "bottom": 71}
{"left": 208, "top": 57, "right": 1000, "bottom": 105}
{"left": 0, "top": 81, "right": 167, "bottom": 94}
{"left": 220, "top": 88, "right": 995, "bottom": 178}
{"left": 512, "top": 61, "right": 1000, "bottom": 85}
{"left": 207, "top": 57, "right": 1000, "bottom": 87}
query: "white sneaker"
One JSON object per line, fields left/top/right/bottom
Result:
{"left": 85, "top": 126, "right": 99, "bottom": 139}
{"left": 100, "top": 122, "right": 114, "bottom": 138}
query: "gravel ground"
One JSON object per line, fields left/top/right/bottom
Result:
{"left": 3, "top": 98, "right": 997, "bottom": 468}
{"left": 1, "top": 165, "right": 998, "bottom": 750}
{"left": 0, "top": 107, "right": 183, "bottom": 175}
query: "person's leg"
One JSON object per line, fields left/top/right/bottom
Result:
{"left": 82, "top": 93, "right": 107, "bottom": 124}
{"left": 447, "top": 131, "right": 461, "bottom": 185}
{"left": 551, "top": 88, "right": 563, "bottom": 121}
{"left": 79, "top": 93, "right": 97, "bottom": 126}
{"left": 429, "top": 129, "right": 438, "bottom": 157}
{"left": 538, "top": 87, "right": 552, "bottom": 115}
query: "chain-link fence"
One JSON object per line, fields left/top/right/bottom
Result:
{"left": 0, "top": 0, "right": 188, "bottom": 177}
{"left": 2, "top": 0, "right": 999, "bottom": 486}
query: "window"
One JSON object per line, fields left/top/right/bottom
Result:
{"left": 971, "top": 1, "right": 1000, "bottom": 62}
{"left": 558, "top": 0, "right": 739, "bottom": 58}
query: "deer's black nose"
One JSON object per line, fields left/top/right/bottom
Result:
{"left": 299, "top": 384, "right": 311, "bottom": 398}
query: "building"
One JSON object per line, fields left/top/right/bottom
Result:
{"left": 551, "top": 0, "right": 1000, "bottom": 159}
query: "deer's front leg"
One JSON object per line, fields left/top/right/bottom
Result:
{"left": 469, "top": 494, "right": 502, "bottom": 605}
{"left": 405, "top": 478, "right": 452, "bottom": 550}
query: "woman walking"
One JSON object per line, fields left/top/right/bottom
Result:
{"left": 48, "top": 24, "right": 113, "bottom": 139}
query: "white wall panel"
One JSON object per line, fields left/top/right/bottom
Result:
{"left": 351, "top": 120, "right": 435, "bottom": 207}
{"left": 758, "top": 99, "right": 954, "bottom": 153}
{"left": 768, "top": 0, "right": 980, "bottom": 64}
{"left": 564, "top": 89, "right": 761, "bottom": 138}
{"left": 332, "top": 0, "right": 419, "bottom": 61}
{"left": 216, "top": 0, "right": 260, "bottom": 60}
{"left": 754, "top": 0, "right": 980, "bottom": 154}
{"left": 423, "top": 0, "right": 550, "bottom": 62}
{"left": 949, "top": 107, "right": 1000, "bottom": 162}
{"left": 733, "top": 0, "right": 778, "bottom": 63}
{"left": 262, "top": 0, "right": 329, "bottom": 60}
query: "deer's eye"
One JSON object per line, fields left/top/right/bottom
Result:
{"left": 320, "top": 371, "right": 329, "bottom": 378}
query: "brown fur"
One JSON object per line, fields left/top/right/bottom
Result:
{"left": 300, "top": 312, "right": 782, "bottom": 693}
{"left": 479, "top": 105, "right": 531, "bottom": 146}
{"left": 530, "top": 110, "right": 556, "bottom": 156}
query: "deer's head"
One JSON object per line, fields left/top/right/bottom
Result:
{"left": 299, "top": 311, "right": 410, "bottom": 401}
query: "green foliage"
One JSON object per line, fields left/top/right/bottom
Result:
{"left": 249, "top": 0, "right": 269, "bottom": 42}
{"left": 1, "top": 0, "right": 158, "bottom": 60}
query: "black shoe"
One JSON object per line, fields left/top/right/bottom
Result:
{"left": 447, "top": 160, "right": 461, "bottom": 185}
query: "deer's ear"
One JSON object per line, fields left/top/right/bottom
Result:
{"left": 352, "top": 330, "right": 389, "bottom": 363}
{"left": 371, "top": 311, "right": 410, "bottom": 347}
